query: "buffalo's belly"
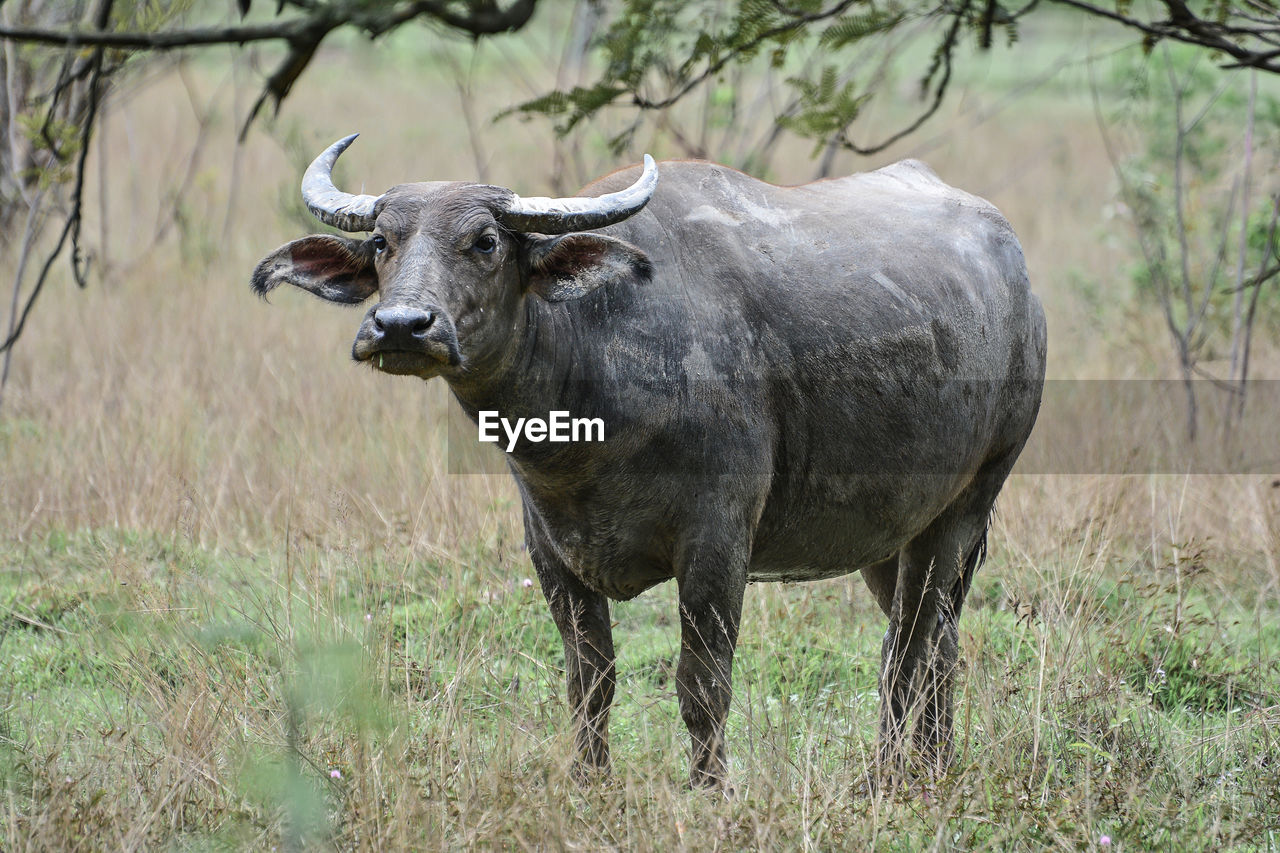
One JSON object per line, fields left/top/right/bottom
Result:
{"left": 522, "top": 483, "right": 680, "bottom": 601}
{"left": 745, "top": 472, "right": 963, "bottom": 582}
{"left": 589, "top": 551, "right": 676, "bottom": 599}
{"left": 747, "top": 518, "right": 895, "bottom": 582}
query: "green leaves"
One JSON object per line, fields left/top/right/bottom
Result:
{"left": 508, "top": 0, "right": 1004, "bottom": 155}
{"left": 16, "top": 113, "right": 81, "bottom": 188}
{"left": 779, "top": 66, "right": 871, "bottom": 154}
{"left": 818, "top": 6, "right": 905, "bottom": 49}
{"left": 512, "top": 0, "right": 887, "bottom": 138}
{"left": 505, "top": 82, "right": 628, "bottom": 135}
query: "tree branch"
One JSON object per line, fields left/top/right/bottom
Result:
{"left": 1049, "top": 0, "right": 1280, "bottom": 73}
{"left": 0, "top": 0, "right": 544, "bottom": 363}
{"left": 835, "top": 0, "right": 968, "bottom": 156}
{"left": 0, "top": 18, "right": 320, "bottom": 50}
{"left": 0, "top": 0, "right": 540, "bottom": 49}
{"left": 1, "top": 0, "right": 109, "bottom": 356}
{"left": 416, "top": 0, "right": 539, "bottom": 34}
{"left": 632, "top": 0, "right": 862, "bottom": 111}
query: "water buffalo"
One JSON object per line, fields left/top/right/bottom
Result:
{"left": 253, "top": 135, "right": 1046, "bottom": 788}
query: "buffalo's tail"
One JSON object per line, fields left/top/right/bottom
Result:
{"left": 950, "top": 520, "right": 989, "bottom": 621}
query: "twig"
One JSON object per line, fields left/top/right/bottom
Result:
{"left": 1190, "top": 363, "right": 1242, "bottom": 393}
{"left": 0, "top": 190, "right": 46, "bottom": 410}
{"left": 220, "top": 46, "right": 248, "bottom": 247}
{"left": 5, "top": 609, "right": 71, "bottom": 634}
{"left": 0, "top": 1, "right": 542, "bottom": 356}
{"left": 443, "top": 43, "right": 491, "bottom": 183}
{"left": 1235, "top": 193, "right": 1280, "bottom": 421}
{"left": 1227, "top": 70, "right": 1256, "bottom": 400}
{"left": 632, "top": 0, "right": 862, "bottom": 111}
{"left": 0, "top": 0, "right": 540, "bottom": 48}
{"left": 836, "top": 0, "right": 970, "bottom": 156}
{"left": 0, "top": 0, "right": 109, "bottom": 355}
{"left": 0, "top": 17, "right": 328, "bottom": 50}
{"left": 152, "top": 60, "right": 218, "bottom": 246}
{"left": 1088, "top": 54, "right": 1188, "bottom": 430}
{"left": 1049, "top": 0, "right": 1280, "bottom": 73}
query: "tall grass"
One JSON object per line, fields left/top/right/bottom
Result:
{"left": 2, "top": 14, "right": 1278, "bottom": 849}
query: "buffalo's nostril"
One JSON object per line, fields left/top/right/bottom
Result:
{"left": 372, "top": 305, "right": 434, "bottom": 341}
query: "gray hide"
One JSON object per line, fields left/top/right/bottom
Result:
{"left": 253, "top": 152, "right": 1047, "bottom": 789}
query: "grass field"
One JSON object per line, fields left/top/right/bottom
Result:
{"left": 2, "top": 6, "right": 1279, "bottom": 849}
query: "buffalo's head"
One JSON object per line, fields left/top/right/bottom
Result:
{"left": 252, "top": 135, "right": 657, "bottom": 380}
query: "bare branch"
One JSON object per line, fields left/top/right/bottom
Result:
{"left": 0, "top": 1, "right": 540, "bottom": 49}
{"left": 1236, "top": 193, "right": 1280, "bottom": 420}
{"left": 419, "top": 0, "right": 539, "bottom": 34}
{"left": 0, "top": 190, "right": 47, "bottom": 408}
{"left": 835, "top": 0, "right": 969, "bottom": 156}
{"left": 1049, "top": 0, "right": 1280, "bottom": 74}
{"left": 0, "top": 18, "right": 324, "bottom": 50}
{"left": 1227, "top": 69, "right": 1256, "bottom": 395}
{"left": 0, "top": 0, "right": 109, "bottom": 355}
{"left": 0, "top": 0, "right": 544, "bottom": 360}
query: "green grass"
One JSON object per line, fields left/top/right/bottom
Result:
{"left": 2, "top": 526, "right": 1276, "bottom": 849}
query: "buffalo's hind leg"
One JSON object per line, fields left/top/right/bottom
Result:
{"left": 912, "top": 528, "right": 985, "bottom": 776}
{"left": 876, "top": 537, "right": 948, "bottom": 784}
{"left": 876, "top": 489, "right": 996, "bottom": 783}
{"left": 529, "top": 542, "right": 616, "bottom": 779}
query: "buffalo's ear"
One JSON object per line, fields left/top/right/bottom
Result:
{"left": 251, "top": 235, "right": 378, "bottom": 304}
{"left": 522, "top": 233, "right": 652, "bottom": 303}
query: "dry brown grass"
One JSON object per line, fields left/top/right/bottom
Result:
{"left": 1, "top": 16, "right": 1278, "bottom": 850}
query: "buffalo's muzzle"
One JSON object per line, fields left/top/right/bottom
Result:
{"left": 372, "top": 305, "right": 434, "bottom": 349}
{"left": 352, "top": 302, "right": 460, "bottom": 375}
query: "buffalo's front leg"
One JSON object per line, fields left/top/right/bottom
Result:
{"left": 675, "top": 536, "right": 747, "bottom": 789}
{"left": 531, "top": 547, "right": 616, "bottom": 776}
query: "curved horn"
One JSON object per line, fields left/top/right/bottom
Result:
{"left": 300, "top": 134, "right": 381, "bottom": 232}
{"left": 499, "top": 154, "right": 658, "bottom": 234}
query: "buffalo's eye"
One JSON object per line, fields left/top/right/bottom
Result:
{"left": 474, "top": 233, "right": 498, "bottom": 254}
{"left": 370, "top": 234, "right": 387, "bottom": 254}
